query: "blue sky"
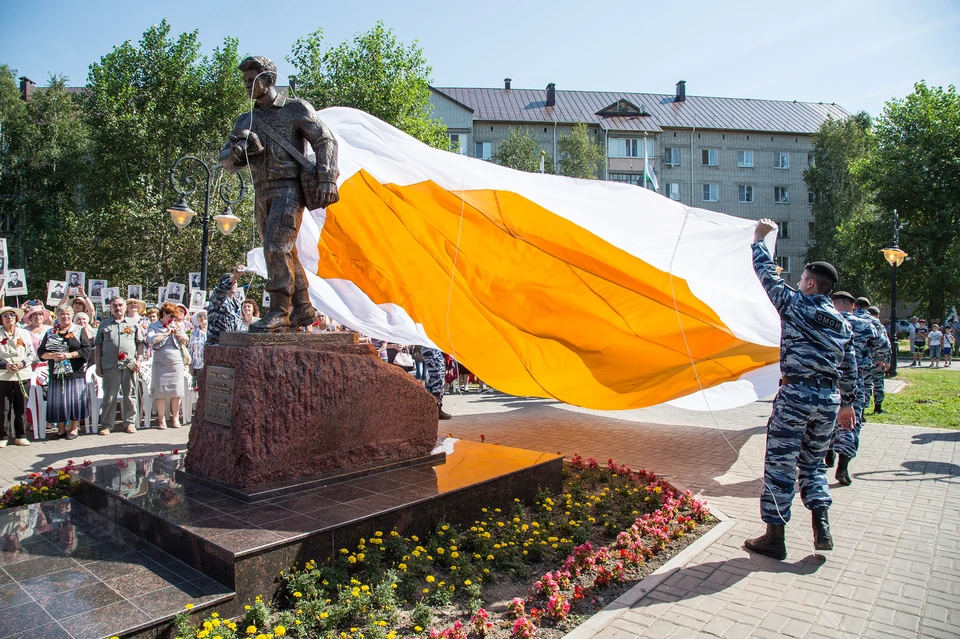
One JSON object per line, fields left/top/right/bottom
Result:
{"left": 2, "top": 0, "right": 957, "bottom": 117}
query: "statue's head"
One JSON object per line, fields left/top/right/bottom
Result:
{"left": 239, "top": 56, "right": 277, "bottom": 95}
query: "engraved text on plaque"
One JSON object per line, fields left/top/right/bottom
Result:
{"left": 204, "top": 365, "right": 236, "bottom": 427}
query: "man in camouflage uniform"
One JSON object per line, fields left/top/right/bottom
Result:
{"left": 422, "top": 346, "right": 451, "bottom": 420}
{"left": 745, "top": 219, "right": 857, "bottom": 561}
{"left": 824, "top": 292, "right": 887, "bottom": 486}
{"left": 862, "top": 302, "right": 891, "bottom": 414}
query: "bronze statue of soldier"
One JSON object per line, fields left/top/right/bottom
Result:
{"left": 220, "top": 56, "right": 340, "bottom": 333}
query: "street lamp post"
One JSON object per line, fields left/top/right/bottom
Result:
{"left": 881, "top": 209, "right": 908, "bottom": 377}
{"left": 165, "top": 156, "right": 246, "bottom": 291}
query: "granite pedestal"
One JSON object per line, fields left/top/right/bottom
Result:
{"left": 186, "top": 332, "right": 439, "bottom": 495}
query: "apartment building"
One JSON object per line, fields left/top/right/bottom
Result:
{"left": 429, "top": 80, "right": 848, "bottom": 284}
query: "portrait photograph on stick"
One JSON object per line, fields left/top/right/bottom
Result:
{"left": 88, "top": 278, "right": 107, "bottom": 301}
{"left": 189, "top": 289, "right": 207, "bottom": 312}
{"left": 65, "top": 271, "right": 86, "bottom": 296}
{"left": 189, "top": 272, "right": 202, "bottom": 291}
{"left": 127, "top": 284, "right": 142, "bottom": 299}
{"left": 5, "top": 269, "right": 27, "bottom": 296}
{"left": 47, "top": 280, "right": 66, "bottom": 306}
{"left": 165, "top": 282, "right": 184, "bottom": 304}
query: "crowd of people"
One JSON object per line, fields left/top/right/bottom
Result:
{"left": 0, "top": 266, "right": 484, "bottom": 445}
{"left": 905, "top": 316, "right": 956, "bottom": 368}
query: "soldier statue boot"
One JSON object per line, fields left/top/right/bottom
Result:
{"left": 811, "top": 506, "right": 834, "bottom": 551}
{"left": 250, "top": 292, "right": 291, "bottom": 333}
{"left": 289, "top": 289, "right": 318, "bottom": 330}
{"left": 824, "top": 449, "right": 836, "bottom": 468}
{"left": 835, "top": 455, "right": 853, "bottom": 486}
{"left": 744, "top": 524, "right": 786, "bottom": 560}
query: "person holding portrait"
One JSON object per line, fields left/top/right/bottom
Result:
{"left": 37, "top": 305, "right": 91, "bottom": 440}
{"left": 146, "top": 302, "right": 189, "bottom": 429}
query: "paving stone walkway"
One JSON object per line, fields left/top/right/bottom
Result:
{"left": 1, "top": 385, "right": 957, "bottom": 639}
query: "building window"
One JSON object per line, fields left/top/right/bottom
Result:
{"left": 774, "top": 152, "right": 789, "bottom": 169}
{"left": 808, "top": 153, "right": 815, "bottom": 167}
{"left": 475, "top": 141, "right": 492, "bottom": 160}
{"left": 449, "top": 134, "right": 464, "bottom": 153}
{"left": 666, "top": 183, "right": 681, "bottom": 200}
{"left": 609, "top": 173, "right": 644, "bottom": 186}
{"left": 777, "top": 256, "right": 791, "bottom": 273}
{"left": 701, "top": 149, "right": 718, "bottom": 166}
{"left": 738, "top": 185, "right": 753, "bottom": 203}
{"left": 702, "top": 184, "right": 719, "bottom": 202}
{"left": 779, "top": 221, "right": 790, "bottom": 238}
{"left": 774, "top": 186, "right": 790, "bottom": 203}
{"left": 608, "top": 138, "right": 654, "bottom": 158}
{"left": 737, "top": 151, "right": 753, "bottom": 168}
{"left": 808, "top": 191, "right": 815, "bottom": 204}
{"left": 664, "top": 147, "right": 681, "bottom": 165}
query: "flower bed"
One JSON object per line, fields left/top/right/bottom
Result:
{"left": 0, "top": 460, "right": 88, "bottom": 509}
{"left": 172, "top": 456, "right": 714, "bottom": 639}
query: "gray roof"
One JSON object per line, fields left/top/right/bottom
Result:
{"left": 432, "top": 87, "right": 848, "bottom": 135}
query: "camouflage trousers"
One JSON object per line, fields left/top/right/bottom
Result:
{"left": 760, "top": 383, "right": 837, "bottom": 524}
{"left": 863, "top": 364, "right": 885, "bottom": 407}
{"left": 831, "top": 377, "right": 866, "bottom": 459}
{"left": 422, "top": 346, "right": 445, "bottom": 402}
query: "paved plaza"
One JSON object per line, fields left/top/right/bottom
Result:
{"left": 1, "top": 383, "right": 957, "bottom": 639}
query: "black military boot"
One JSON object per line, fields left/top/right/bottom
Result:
{"left": 824, "top": 449, "right": 836, "bottom": 468}
{"left": 835, "top": 455, "right": 853, "bottom": 486}
{"left": 811, "top": 506, "right": 833, "bottom": 551}
{"left": 438, "top": 399, "right": 452, "bottom": 421}
{"left": 289, "top": 289, "right": 317, "bottom": 330}
{"left": 744, "top": 524, "right": 786, "bottom": 560}
{"left": 873, "top": 402, "right": 884, "bottom": 414}
{"left": 249, "top": 292, "right": 291, "bottom": 333}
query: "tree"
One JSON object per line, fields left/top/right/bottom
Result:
{"left": 858, "top": 82, "right": 960, "bottom": 320}
{"left": 492, "top": 129, "right": 551, "bottom": 173}
{"left": 80, "top": 20, "right": 253, "bottom": 294}
{"left": 288, "top": 22, "right": 448, "bottom": 149}
{"left": 556, "top": 123, "right": 604, "bottom": 179}
{"left": 0, "top": 70, "right": 90, "bottom": 295}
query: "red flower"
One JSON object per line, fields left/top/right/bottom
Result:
{"left": 118, "top": 352, "right": 127, "bottom": 361}
{"left": 172, "top": 449, "right": 179, "bottom": 455}
{"left": 0, "top": 338, "right": 8, "bottom": 346}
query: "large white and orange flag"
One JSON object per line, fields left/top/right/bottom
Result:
{"left": 248, "top": 107, "right": 783, "bottom": 411}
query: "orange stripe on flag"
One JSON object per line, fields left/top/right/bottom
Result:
{"left": 320, "top": 170, "right": 779, "bottom": 409}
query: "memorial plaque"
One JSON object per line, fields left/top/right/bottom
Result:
{"left": 204, "top": 365, "right": 236, "bottom": 427}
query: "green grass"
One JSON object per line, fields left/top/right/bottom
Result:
{"left": 870, "top": 368, "right": 960, "bottom": 429}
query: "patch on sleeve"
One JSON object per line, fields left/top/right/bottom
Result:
{"left": 813, "top": 310, "right": 842, "bottom": 332}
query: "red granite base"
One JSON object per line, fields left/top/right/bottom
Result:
{"left": 185, "top": 333, "right": 439, "bottom": 489}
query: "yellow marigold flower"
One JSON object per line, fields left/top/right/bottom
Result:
{"left": 437, "top": 547, "right": 444, "bottom": 555}
{"left": 356, "top": 553, "right": 365, "bottom": 562}
{"left": 450, "top": 551, "right": 459, "bottom": 559}
{"left": 274, "top": 626, "right": 286, "bottom": 636}
{"left": 245, "top": 605, "right": 251, "bottom": 610}
{"left": 426, "top": 575, "right": 436, "bottom": 583}
{"left": 391, "top": 530, "right": 400, "bottom": 537}
{"left": 486, "top": 554, "right": 494, "bottom": 561}
{"left": 293, "top": 591, "right": 302, "bottom": 598}
{"left": 398, "top": 563, "right": 407, "bottom": 571}
{"left": 340, "top": 548, "right": 350, "bottom": 554}
{"left": 184, "top": 603, "right": 195, "bottom": 610}
{"left": 360, "top": 585, "right": 370, "bottom": 592}
{"left": 319, "top": 612, "right": 330, "bottom": 619}
{"left": 246, "top": 626, "right": 258, "bottom": 635}
{"left": 422, "top": 588, "right": 429, "bottom": 594}
{"left": 464, "top": 579, "right": 472, "bottom": 585}
{"left": 348, "top": 556, "right": 357, "bottom": 564}
{"left": 414, "top": 626, "right": 423, "bottom": 632}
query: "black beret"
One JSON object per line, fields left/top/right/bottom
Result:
{"left": 805, "top": 261, "right": 838, "bottom": 284}
{"left": 867, "top": 306, "right": 880, "bottom": 315}
{"left": 831, "top": 290, "right": 856, "bottom": 303}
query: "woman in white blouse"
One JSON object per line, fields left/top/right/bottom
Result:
{"left": 0, "top": 306, "right": 38, "bottom": 446}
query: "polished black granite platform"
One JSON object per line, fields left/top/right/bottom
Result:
{"left": 0, "top": 499, "right": 232, "bottom": 639}
{"left": 71, "top": 439, "right": 563, "bottom": 630}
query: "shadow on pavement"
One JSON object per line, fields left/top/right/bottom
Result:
{"left": 631, "top": 554, "right": 826, "bottom": 607}
{"left": 853, "top": 459, "right": 960, "bottom": 483}
{"left": 911, "top": 430, "right": 960, "bottom": 445}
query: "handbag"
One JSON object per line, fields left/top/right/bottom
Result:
{"left": 252, "top": 117, "right": 339, "bottom": 211}
{"left": 393, "top": 351, "right": 415, "bottom": 369}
